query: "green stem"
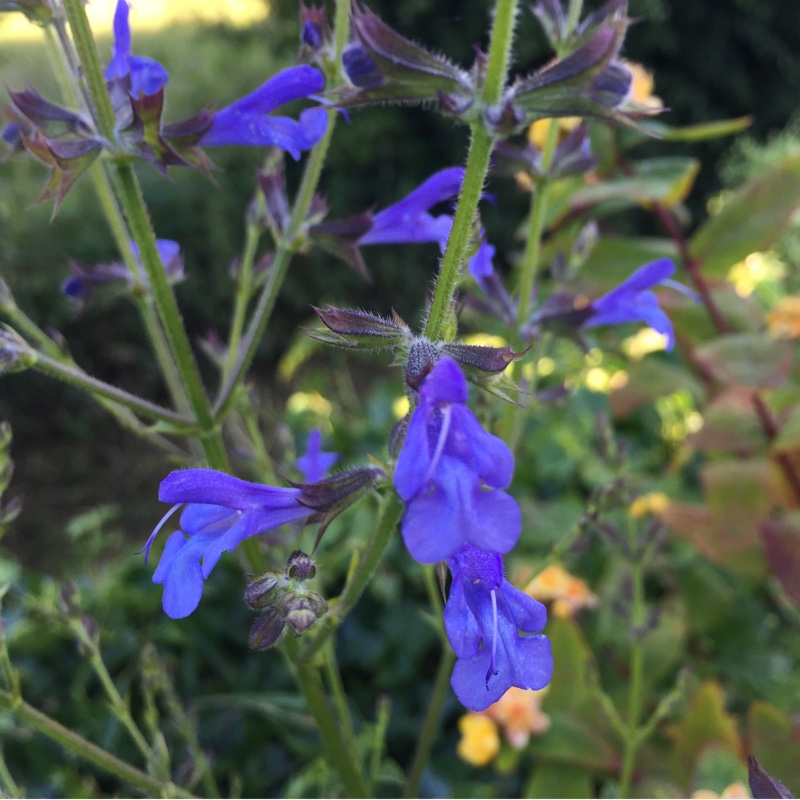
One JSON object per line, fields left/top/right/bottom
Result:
{"left": 286, "top": 641, "right": 369, "bottom": 798}
{"left": 300, "top": 491, "right": 404, "bottom": 662}
{"left": 482, "top": 0, "right": 519, "bottom": 106}
{"left": 424, "top": 128, "right": 494, "bottom": 341}
{"left": 223, "top": 218, "right": 262, "bottom": 380}
{"left": 516, "top": 120, "right": 560, "bottom": 327}
{"left": 32, "top": 351, "right": 192, "bottom": 427}
{"left": 322, "top": 640, "right": 355, "bottom": 741}
{"left": 237, "top": 396, "right": 275, "bottom": 481}
{"left": 0, "top": 746, "right": 21, "bottom": 799}
{"left": 403, "top": 648, "right": 455, "bottom": 799}
{"left": 0, "top": 691, "right": 194, "bottom": 798}
{"left": 404, "top": 566, "right": 453, "bottom": 797}
{"left": 619, "top": 558, "right": 645, "bottom": 798}
{"left": 112, "top": 164, "right": 229, "bottom": 468}
{"left": 43, "top": 20, "right": 191, "bottom": 415}
{"left": 1, "top": 304, "right": 63, "bottom": 360}
{"left": 69, "top": 620, "right": 167, "bottom": 780}
{"left": 564, "top": 0, "right": 585, "bottom": 44}
{"left": 214, "top": 108, "right": 338, "bottom": 419}
{"left": 424, "top": 0, "right": 519, "bottom": 341}
{"left": 61, "top": 0, "right": 117, "bottom": 140}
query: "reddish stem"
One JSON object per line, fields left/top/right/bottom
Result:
{"left": 654, "top": 202, "right": 800, "bottom": 506}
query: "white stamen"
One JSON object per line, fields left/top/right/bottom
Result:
{"left": 424, "top": 404, "right": 452, "bottom": 485}
{"left": 137, "top": 503, "right": 182, "bottom": 563}
{"left": 485, "top": 587, "right": 499, "bottom": 689}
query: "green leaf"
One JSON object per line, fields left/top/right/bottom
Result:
{"left": 694, "top": 333, "right": 793, "bottom": 389}
{"left": 643, "top": 116, "right": 753, "bottom": 142}
{"left": 689, "top": 153, "right": 800, "bottom": 277}
{"left": 524, "top": 762, "right": 594, "bottom": 798}
{"left": 759, "top": 512, "right": 800, "bottom": 605}
{"left": 688, "top": 392, "right": 767, "bottom": 454}
{"left": 748, "top": 701, "right": 800, "bottom": 797}
{"left": 670, "top": 681, "right": 741, "bottom": 788}
{"left": 570, "top": 157, "right": 700, "bottom": 209}
{"left": 772, "top": 404, "right": 800, "bottom": 453}
{"left": 691, "top": 743, "right": 748, "bottom": 796}
{"left": 528, "top": 711, "right": 617, "bottom": 771}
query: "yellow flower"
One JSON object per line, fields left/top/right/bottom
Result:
{"left": 621, "top": 60, "right": 663, "bottom": 111}
{"left": 527, "top": 117, "right": 582, "bottom": 149}
{"left": 691, "top": 781, "right": 750, "bottom": 799}
{"left": 767, "top": 296, "right": 800, "bottom": 339}
{"left": 484, "top": 687, "right": 551, "bottom": 748}
{"left": 523, "top": 564, "right": 597, "bottom": 618}
{"left": 456, "top": 713, "right": 500, "bottom": 766}
{"left": 629, "top": 492, "right": 670, "bottom": 519}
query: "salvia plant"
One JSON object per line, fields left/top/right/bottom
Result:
{"left": 1, "top": 0, "right": 800, "bottom": 797}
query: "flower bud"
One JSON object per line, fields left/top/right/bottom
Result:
{"left": 244, "top": 570, "right": 285, "bottom": 609}
{"left": 286, "top": 550, "right": 317, "bottom": 581}
{"left": 248, "top": 608, "right": 286, "bottom": 651}
{"left": 0, "top": 326, "right": 36, "bottom": 375}
{"left": 310, "top": 305, "right": 411, "bottom": 349}
{"left": 280, "top": 590, "right": 328, "bottom": 635}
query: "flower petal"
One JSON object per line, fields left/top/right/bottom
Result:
{"left": 159, "top": 469, "right": 302, "bottom": 510}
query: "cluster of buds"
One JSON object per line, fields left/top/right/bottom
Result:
{"left": 334, "top": 1, "right": 648, "bottom": 138}
{"left": 245, "top": 550, "right": 328, "bottom": 651}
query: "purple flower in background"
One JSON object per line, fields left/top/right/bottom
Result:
{"left": 199, "top": 66, "right": 328, "bottom": 159}
{"left": 104, "top": 0, "right": 169, "bottom": 97}
{"left": 62, "top": 239, "right": 183, "bottom": 303}
{"left": 142, "top": 470, "right": 312, "bottom": 619}
{"left": 297, "top": 428, "right": 339, "bottom": 483}
{"left": 444, "top": 545, "right": 552, "bottom": 710}
{"left": 357, "top": 167, "right": 496, "bottom": 277}
{"left": 104, "top": 0, "right": 326, "bottom": 160}
{"left": 394, "top": 357, "right": 520, "bottom": 563}
{"left": 582, "top": 258, "right": 677, "bottom": 349}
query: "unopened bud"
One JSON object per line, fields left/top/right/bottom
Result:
{"left": 280, "top": 590, "right": 327, "bottom": 635}
{"left": 244, "top": 570, "right": 285, "bottom": 609}
{"left": 248, "top": 608, "right": 286, "bottom": 651}
{"left": 286, "top": 550, "right": 316, "bottom": 581}
{"left": 59, "top": 580, "right": 81, "bottom": 617}
{"left": 0, "top": 326, "right": 36, "bottom": 374}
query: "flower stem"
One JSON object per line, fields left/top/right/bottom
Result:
{"left": 322, "top": 639, "right": 355, "bottom": 741}
{"left": 403, "top": 647, "right": 456, "bottom": 799}
{"left": 0, "top": 691, "right": 194, "bottom": 798}
{"left": 43, "top": 19, "right": 193, "bottom": 417}
{"left": 285, "top": 640, "right": 369, "bottom": 798}
{"left": 0, "top": 746, "right": 21, "bottom": 799}
{"left": 424, "top": 0, "right": 519, "bottom": 341}
{"left": 516, "top": 121, "right": 560, "bottom": 327}
{"left": 619, "top": 555, "right": 645, "bottom": 797}
{"left": 299, "top": 491, "right": 404, "bottom": 662}
{"left": 223, "top": 215, "right": 263, "bottom": 381}
{"left": 61, "top": 0, "right": 117, "bottom": 141}
{"left": 33, "top": 351, "right": 192, "bottom": 427}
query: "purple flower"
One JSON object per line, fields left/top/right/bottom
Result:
{"left": 142, "top": 470, "right": 312, "bottom": 619}
{"left": 199, "top": 66, "right": 328, "bottom": 160}
{"left": 357, "top": 167, "right": 496, "bottom": 277}
{"left": 445, "top": 545, "right": 552, "bottom": 710}
{"left": 62, "top": 239, "right": 183, "bottom": 302}
{"left": 582, "top": 258, "right": 677, "bottom": 349}
{"left": 297, "top": 428, "right": 339, "bottom": 483}
{"left": 104, "top": 0, "right": 169, "bottom": 97}
{"left": 393, "top": 357, "right": 520, "bottom": 563}
{"left": 104, "top": 0, "right": 326, "bottom": 160}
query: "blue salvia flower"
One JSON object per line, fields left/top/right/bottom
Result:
{"left": 444, "top": 545, "right": 552, "bottom": 710}
{"left": 582, "top": 258, "right": 678, "bottom": 349}
{"left": 358, "top": 167, "right": 496, "bottom": 276}
{"left": 105, "top": 0, "right": 327, "bottom": 159}
{"left": 394, "top": 357, "right": 520, "bottom": 563}
{"left": 297, "top": 428, "right": 339, "bottom": 483}
{"left": 142, "top": 470, "right": 312, "bottom": 619}
{"left": 62, "top": 239, "right": 183, "bottom": 302}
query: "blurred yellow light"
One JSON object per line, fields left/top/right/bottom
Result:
{"left": 456, "top": 714, "right": 500, "bottom": 767}
{"left": 286, "top": 391, "right": 332, "bottom": 417}
{"left": 392, "top": 396, "right": 410, "bottom": 420}
{"left": 537, "top": 357, "right": 555, "bottom": 377}
{"left": 584, "top": 367, "right": 610, "bottom": 393}
{"left": 728, "top": 251, "right": 785, "bottom": 297}
{"left": 622, "top": 328, "right": 669, "bottom": 359}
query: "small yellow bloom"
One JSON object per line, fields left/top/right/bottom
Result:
{"left": 523, "top": 564, "right": 597, "bottom": 618}
{"left": 484, "top": 687, "right": 551, "bottom": 748}
{"left": 767, "top": 296, "right": 800, "bottom": 339}
{"left": 527, "top": 117, "right": 582, "bottom": 149}
{"left": 629, "top": 492, "right": 670, "bottom": 519}
{"left": 621, "top": 61, "right": 663, "bottom": 111}
{"left": 691, "top": 782, "right": 751, "bottom": 799}
{"left": 457, "top": 713, "right": 501, "bottom": 766}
